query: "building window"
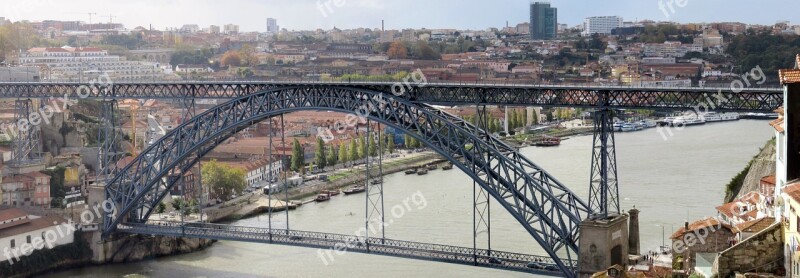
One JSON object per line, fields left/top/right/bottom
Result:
{"left": 26, "top": 235, "right": 31, "bottom": 243}
{"left": 10, "top": 239, "right": 14, "bottom": 248}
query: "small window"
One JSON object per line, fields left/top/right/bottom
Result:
{"left": 10, "top": 239, "right": 15, "bottom": 248}
{"left": 26, "top": 235, "right": 31, "bottom": 244}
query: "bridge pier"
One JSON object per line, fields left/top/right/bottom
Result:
{"left": 588, "top": 108, "right": 620, "bottom": 218}
{"left": 578, "top": 214, "right": 629, "bottom": 277}
{"left": 97, "top": 100, "right": 123, "bottom": 182}
{"left": 472, "top": 105, "right": 491, "bottom": 264}
{"left": 580, "top": 106, "right": 627, "bottom": 276}
{"left": 8, "top": 99, "right": 44, "bottom": 172}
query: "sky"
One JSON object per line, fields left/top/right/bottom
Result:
{"left": 1, "top": 0, "right": 798, "bottom": 32}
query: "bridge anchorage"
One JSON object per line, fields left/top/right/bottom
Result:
{"left": 2, "top": 82, "right": 781, "bottom": 277}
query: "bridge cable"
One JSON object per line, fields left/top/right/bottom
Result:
{"left": 281, "top": 114, "right": 289, "bottom": 234}
{"left": 267, "top": 118, "right": 274, "bottom": 241}
{"left": 364, "top": 120, "right": 371, "bottom": 251}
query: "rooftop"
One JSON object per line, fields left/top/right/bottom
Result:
{"left": 671, "top": 217, "right": 732, "bottom": 239}
{"left": 0, "top": 208, "right": 28, "bottom": 223}
{"left": 0, "top": 216, "right": 67, "bottom": 239}
{"left": 734, "top": 217, "right": 775, "bottom": 233}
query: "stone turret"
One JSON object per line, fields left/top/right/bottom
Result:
{"left": 628, "top": 206, "right": 640, "bottom": 256}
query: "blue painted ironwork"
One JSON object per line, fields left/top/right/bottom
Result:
{"left": 9, "top": 99, "right": 42, "bottom": 167}
{"left": 97, "top": 100, "right": 123, "bottom": 183}
{"left": 0, "top": 81, "right": 782, "bottom": 112}
{"left": 102, "top": 87, "right": 590, "bottom": 277}
{"left": 120, "top": 220, "right": 568, "bottom": 276}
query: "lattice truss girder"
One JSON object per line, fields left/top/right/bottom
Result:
{"left": 0, "top": 82, "right": 782, "bottom": 112}
{"left": 11, "top": 99, "right": 42, "bottom": 165}
{"left": 102, "top": 87, "right": 591, "bottom": 276}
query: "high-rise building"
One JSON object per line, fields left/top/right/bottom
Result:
{"left": 266, "top": 18, "right": 278, "bottom": 34}
{"left": 582, "top": 16, "right": 624, "bottom": 36}
{"left": 529, "top": 2, "right": 557, "bottom": 40}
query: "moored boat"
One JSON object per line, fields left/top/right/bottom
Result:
{"left": 315, "top": 193, "right": 331, "bottom": 202}
{"left": 427, "top": 164, "right": 438, "bottom": 170}
{"left": 417, "top": 169, "right": 428, "bottom": 175}
{"left": 321, "top": 189, "right": 340, "bottom": 196}
{"left": 343, "top": 186, "right": 366, "bottom": 195}
{"left": 442, "top": 163, "right": 453, "bottom": 170}
{"left": 534, "top": 135, "right": 561, "bottom": 147}
{"left": 405, "top": 168, "right": 417, "bottom": 175}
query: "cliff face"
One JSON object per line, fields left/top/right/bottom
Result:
{"left": 729, "top": 140, "right": 776, "bottom": 202}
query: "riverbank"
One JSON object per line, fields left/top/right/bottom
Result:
{"left": 227, "top": 151, "right": 443, "bottom": 220}
{"left": 503, "top": 126, "right": 594, "bottom": 146}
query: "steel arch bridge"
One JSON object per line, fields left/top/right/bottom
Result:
{"left": 102, "top": 86, "right": 590, "bottom": 276}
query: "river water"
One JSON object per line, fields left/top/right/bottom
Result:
{"left": 45, "top": 120, "right": 774, "bottom": 278}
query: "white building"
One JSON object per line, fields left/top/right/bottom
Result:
{"left": 643, "top": 41, "right": 703, "bottom": 58}
{"left": 582, "top": 16, "right": 623, "bottom": 36}
{"left": 175, "top": 64, "right": 214, "bottom": 74}
{"left": 0, "top": 209, "right": 74, "bottom": 263}
{"left": 224, "top": 24, "right": 239, "bottom": 34}
{"left": 180, "top": 24, "right": 200, "bottom": 33}
{"left": 266, "top": 18, "right": 279, "bottom": 34}
{"left": 18, "top": 47, "right": 166, "bottom": 81}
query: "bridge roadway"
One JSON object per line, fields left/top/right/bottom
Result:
{"left": 119, "top": 221, "right": 569, "bottom": 276}
{"left": 0, "top": 81, "right": 783, "bottom": 111}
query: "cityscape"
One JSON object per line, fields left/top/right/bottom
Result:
{"left": 0, "top": 0, "right": 797, "bottom": 277}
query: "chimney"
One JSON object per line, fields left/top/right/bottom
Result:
{"left": 628, "top": 206, "right": 640, "bottom": 256}
{"left": 685, "top": 221, "right": 689, "bottom": 230}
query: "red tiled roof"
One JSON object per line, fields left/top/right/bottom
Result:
{"left": 0, "top": 216, "right": 67, "bottom": 238}
{"left": 780, "top": 69, "right": 800, "bottom": 85}
{"left": 784, "top": 182, "right": 800, "bottom": 204}
{"left": 716, "top": 191, "right": 762, "bottom": 218}
{"left": 0, "top": 208, "right": 28, "bottom": 222}
{"left": 671, "top": 217, "right": 732, "bottom": 239}
{"left": 771, "top": 117, "right": 785, "bottom": 132}
{"left": 761, "top": 175, "right": 776, "bottom": 185}
{"left": 735, "top": 217, "right": 775, "bottom": 233}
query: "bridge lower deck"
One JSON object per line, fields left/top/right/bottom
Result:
{"left": 118, "top": 221, "right": 571, "bottom": 276}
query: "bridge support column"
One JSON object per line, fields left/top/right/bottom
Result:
{"left": 588, "top": 108, "right": 619, "bottom": 218}
{"left": 472, "top": 105, "right": 491, "bottom": 264}
{"left": 365, "top": 120, "right": 386, "bottom": 250}
{"left": 97, "top": 100, "right": 123, "bottom": 182}
{"left": 9, "top": 99, "right": 43, "bottom": 172}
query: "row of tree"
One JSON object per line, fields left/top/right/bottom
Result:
{"left": 460, "top": 108, "right": 536, "bottom": 133}
{"left": 293, "top": 134, "right": 398, "bottom": 173}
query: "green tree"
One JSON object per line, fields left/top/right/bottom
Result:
{"left": 510, "top": 109, "right": 518, "bottom": 129}
{"left": 368, "top": 135, "right": 378, "bottom": 157}
{"left": 386, "top": 134, "right": 395, "bottom": 154}
{"left": 327, "top": 144, "right": 338, "bottom": 168}
{"left": 315, "top": 137, "right": 327, "bottom": 170}
{"left": 156, "top": 202, "right": 167, "bottom": 215}
{"left": 522, "top": 109, "right": 528, "bottom": 126}
{"left": 413, "top": 40, "right": 441, "bottom": 60}
{"left": 201, "top": 160, "right": 247, "bottom": 201}
{"left": 349, "top": 138, "right": 359, "bottom": 162}
{"left": 359, "top": 135, "right": 368, "bottom": 159}
{"left": 171, "top": 198, "right": 184, "bottom": 211}
{"left": 291, "top": 138, "right": 304, "bottom": 172}
{"left": 339, "top": 141, "right": 349, "bottom": 166}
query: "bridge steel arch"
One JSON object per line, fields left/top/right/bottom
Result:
{"left": 102, "top": 87, "right": 590, "bottom": 276}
